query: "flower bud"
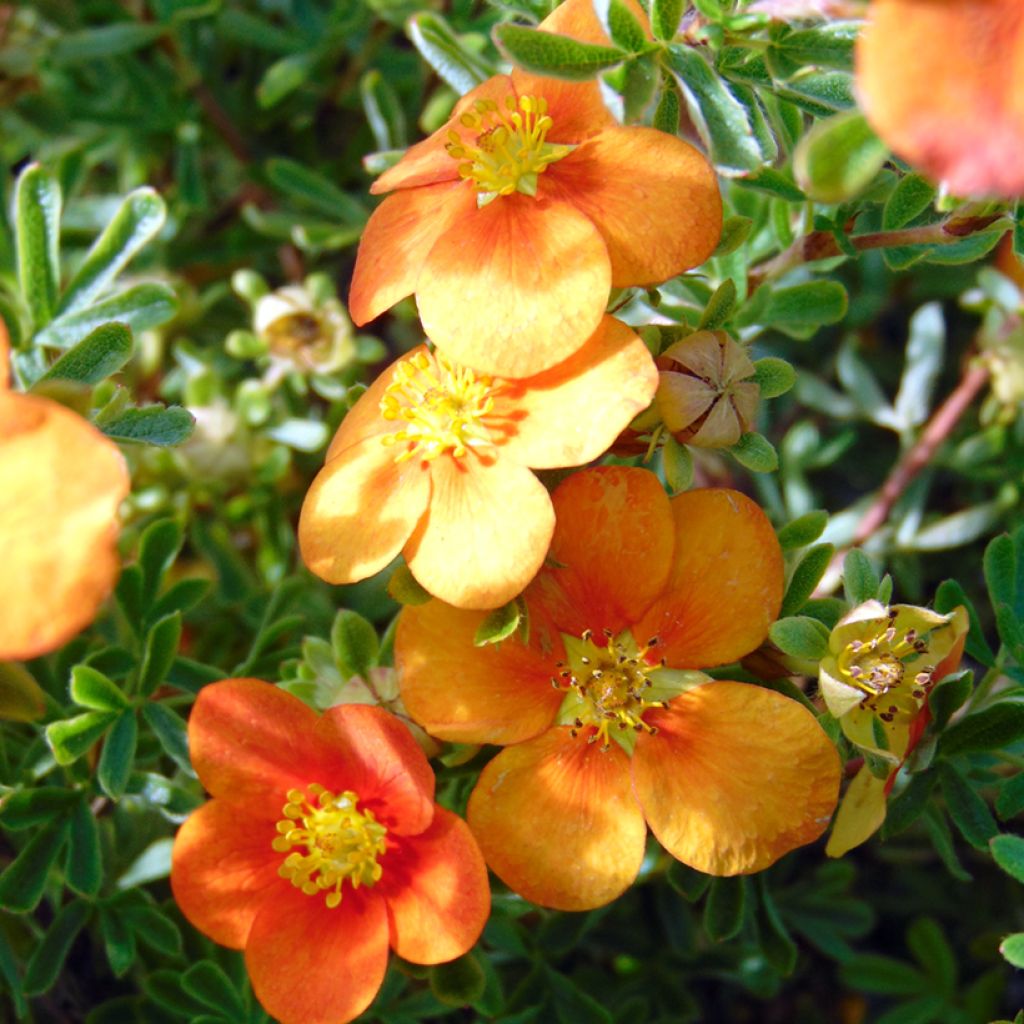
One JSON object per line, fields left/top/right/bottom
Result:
{"left": 254, "top": 283, "right": 357, "bottom": 375}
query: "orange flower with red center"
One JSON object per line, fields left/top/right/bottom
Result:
{"left": 857, "top": 0, "right": 1024, "bottom": 198}
{"left": 0, "top": 318, "right": 128, "bottom": 660}
{"left": 171, "top": 679, "right": 490, "bottom": 1024}
{"left": 396, "top": 466, "right": 841, "bottom": 911}
{"left": 299, "top": 316, "right": 657, "bottom": 609}
{"left": 349, "top": 0, "right": 722, "bottom": 378}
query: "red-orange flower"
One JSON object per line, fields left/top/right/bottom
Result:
{"left": 0, "top": 318, "right": 128, "bottom": 660}
{"left": 299, "top": 317, "right": 657, "bottom": 609}
{"left": 857, "top": 0, "right": 1024, "bottom": 198}
{"left": 396, "top": 466, "right": 841, "bottom": 911}
{"left": 348, "top": 0, "right": 722, "bottom": 378}
{"left": 171, "top": 679, "right": 489, "bottom": 1024}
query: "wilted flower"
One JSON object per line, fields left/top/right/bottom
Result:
{"left": 397, "top": 466, "right": 840, "bottom": 910}
{"left": 171, "top": 679, "right": 490, "bottom": 1024}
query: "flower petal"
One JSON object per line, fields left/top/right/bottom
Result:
{"left": 857, "top": 0, "right": 1024, "bottom": 198}
{"left": 467, "top": 728, "right": 646, "bottom": 910}
{"left": 656, "top": 371, "right": 716, "bottom": 433}
{"left": 405, "top": 453, "right": 554, "bottom": 609}
{"left": 314, "top": 703, "right": 435, "bottom": 836}
{"left": 382, "top": 807, "right": 490, "bottom": 963}
{"left": 349, "top": 182, "right": 475, "bottom": 327}
{"left": 530, "top": 466, "right": 674, "bottom": 637}
{"left": 171, "top": 799, "right": 280, "bottom": 949}
{"left": 246, "top": 884, "right": 389, "bottom": 1024}
{"left": 396, "top": 597, "right": 565, "bottom": 745}
{"left": 0, "top": 393, "right": 128, "bottom": 661}
{"left": 634, "top": 682, "right": 840, "bottom": 874}
{"left": 299, "top": 438, "right": 431, "bottom": 586}
{"left": 545, "top": 126, "right": 722, "bottom": 286}
{"left": 494, "top": 316, "right": 658, "bottom": 469}
{"left": 324, "top": 354, "right": 408, "bottom": 461}
{"left": 633, "top": 488, "right": 783, "bottom": 668}
{"left": 825, "top": 764, "right": 889, "bottom": 858}
{"left": 416, "top": 194, "right": 611, "bottom": 378}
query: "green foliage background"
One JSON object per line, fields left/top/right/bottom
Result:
{"left": 1, "top": 0, "right": 1023, "bottom": 1022}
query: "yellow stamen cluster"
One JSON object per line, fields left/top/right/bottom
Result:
{"left": 445, "top": 95, "right": 570, "bottom": 201}
{"left": 554, "top": 629, "right": 667, "bottom": 752}
{"left": 272, "top": 785, "right": 388, "bottom": 909}
{"left": 380, "top": 350, "right": 495, "bottom": 462}
{"left": 836, "top": 610, "right": 933, "bottom": 723}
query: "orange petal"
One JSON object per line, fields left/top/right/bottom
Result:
{"left": 857, "top": 0, "right": 1024, "bottom": 198}
{"left": 170, "top": 799, "right": 279, "bottom": 949}
{"left": 537, "top": 0, "right": 650, "bottom": 42}
{"left": 299, "top": 438, "right": 431, "bottom": 586}
{"left": 825, "top": 764, "right": 888, "bottom": 858}
{"left": 0, "top": 393, "right": 128, "bottom": 661}
{"left": 188, "top": 678, "right": 332, "bottom": 815}
{"left": 246, "top": 884, "right": 389, "bottom": 1024}
{"left": 325, "top": 354, "right": 410, "bottom": 461}
{"left": 633, "top": 488, "right": 783, "bottom": 668}
{"left": 467, "top": 728, "right": 647, "bottom": 910}
{"left": 494, "top": 316, "right": 658, "bottom": 469}
{"left": 634, "top": 682, "right": 840, "bottom": 874}
{"left": 530, "top": 466, "right": 674, "bottom": 638}
{"left": 404, "top": 453, "right": 554, "bottom": 609}
{"left": 545, "top": 126, "right": 722, "bottom": 286}
{"left": 382, "top": 807, "right": 490, "bottom": 964}
{"left": 396, "top": 597, "right": 565, "bottom": 745}
{"left": 314, "top": 703, "right": 435, "bottom": 837}
{"left": 416, "top": 194, "right": 611, "bottom": 378}
{"left": 349, "top": 182, "right": 475, "bottom": 327}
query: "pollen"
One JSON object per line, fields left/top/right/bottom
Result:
{"left": 272, "top": 785, "right": 388, "bottom": 909}
{"left": 445, "top": 94, "right": 572, "bottom": 203}
{"left": 379, "top": 350, "right": 496, "bottom": 462}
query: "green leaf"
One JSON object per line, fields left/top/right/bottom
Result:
{"left": 360, "top": 69, "right": 407, "bottom": 151}
{"left": 0, "top": 820, "right": 69, "bottom": 912}
{"left": 430, "top": 952, "right": 487, "bottom": 1006}
{"left": 36, "top": 282, "right": 178, "bottom": 349}
{"left": 265, "top": 159, "right": 366, "bottom": 224}
{"left": 740, "top": 281, "right": 848, "bottom": 335}
{"left": 781, "top": 543, "right": 835, "bottom": 617}
{"left": 906, "top": 917, "right": 956, "bottom": 993}
{"left": 840, "top": 954, "right": 926, "bottom": 996}
{"left": 776, "top": 510, "right": 828, "bottom": 551}
{"left": 474, "top": 601, "right": 521, "bottom": 646}
{"left": 997, "top": 773, "right": 1024, "bottom": 820}
{"left": 99, "top": 404, "right": 195, "bottom": 446}
{"left": 769, "top": 616, "right": 830, "bottom": 660}
{"left": 939, "top": 762, "right": 998, "bottom": 850}
{"left": 794, "top": 110, "right": 889, "bottom": 203}
{"left": 704, "top": 876, "right": 746, "bottom": 942}
{"left": 935, "top": 578, "right": 996, "bottom": 667}
{"left": 730, "top": 431, "right": 778, "bottom": 472}
{"left": 46, "top": 710, "right": 118, "bottom": 764}
{"left": 23, "top": 901, "right": 92, "bottom": 996}
{"left": 842, "top": 548, "right": 879, "bottom": 606}
{"left": 883, "top": 174, "right": 936, "bottom": 230}
{"left": 604, "top": 0, "right": 648, "bottom": 52}
{"left": 98, "top": 711, "right": 138, "bottom": 799}
{"left": 139, "top": 612, "right": 183, "bottom": 696}
{"left": 928, "top": 670, "right": 972, "bottom": 731}
{"left": 882, "top": 770, "right": 937, "bottom": 838}
{"left": 667, "top": 860, "right": 711, "bottom": 901}
{"left": 653, "top": 78, "right": 682, "bottom": 135}
{"left": 99, "top": 907, "right": 136, "bottom": 977}
{"left": 124, "top": 904, "right": 182, "bottom": 957}
{"left": 15, "top": 164, "right": 61, "bottom": 329}
{"left": 923, "top": 804, "right": 971, "bottom": 881}
{"left": 894, "top": 303, "right": 944, "bottom": 429}
{"left": 757, "top": 876, "right": 797, "bottom": 976}
{"left": 409, "top": 13, "right": 495, "bottom": 93}
{"left": 665, "top": 44, "right": 764, "bottom": 176}
{"left": 991, "top": 834, "right": 1024, "bottom": 884}
{"left": 142, "top": 702, "right": 193, "bottom": 775}
{"left": 257, "top": 50, "right": 317, "bottom": 108}
{"left": 50, "top": 22, "right": 164, "bottom": 64}
{"left": 65, "top": 798, "right": 102, "bottom": 897}
{"left": 698, "top": 278, "right": 737, "bottom": 330}
{"left": 331, "top": 609, "right": 380, "bottom": 678}
{"left": 771, "top": 21, "right": 857, "bottom": 69}
{"left": 58, "top": 189, "right": 167, "bottom": 315}
{"left": 38, "top": 322, "right": 133, "bottom": 386}
{"left": 737, "top": 167, "right": 805, "bottom": 201}
{"left": 494, "top": 25, "right": 626, "bottom": 80}
{"left": 151, "top": 577, "right": 210, "bottom": 621}
{"left": 1000, "top": 933, "right": 1024, "bottom": 969}
{"left": 387, "top": 563, "right": 432, "bottom": 606}
{"left": 662, "top": 433, "right": 694, "bottom": 493}
{"left": 181, "top": 961, "right": 247, "bottom": 1019}
{"left": 751, "top": 357, "right": 795, "bottom": 399}
{"left": 941, "top": 702, "right": 1024, "bottom": 757}
{"left": 0, "top": 787, "right": 78, "bottom": 830}
{"left": 546, "top": 966, "right": 613, "bottom": 1024}
{"left": 70, "top": 665, "right": 129, "bottom": 711}
{"left": 985, "top": 533, "right": 1018, "bottom": 612}
{"left": 713, "top": 215, "right": 754, "bottom": 257}
{"left": 650, "top": 0, "right": 683, "bottom": 40}
{"left": 139, "top": 519, "right": 184, "bottom": 607}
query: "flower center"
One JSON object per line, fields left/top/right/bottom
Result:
{"left": 380, "top": 350, "right": 495, "bottom": 462}
{"left": 445, "top": 95, "right": 571, "bottom": 205}
{"left": 836, "top": 611, "right": 934, "bottom": 723}
{"left": 272, "top": 785, "right": 388, "bottom": 909}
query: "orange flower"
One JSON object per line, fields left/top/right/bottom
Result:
{"left": 348, "top": 0, "right": 722, "bottom": 378}
{"left": 299, "top": 316, "right": 658, "bottom": 609}
{"left": 171, "top": 679, "right": 490, "bottom": 1024}
{"left": 0, "top": 318, "right": 128, "bottom": 660}
{"left": 857, "top": 0, "right": 1024, "bottom": 198}
{"left": 396, "top": 466, "right": 841, "bottom": 911}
